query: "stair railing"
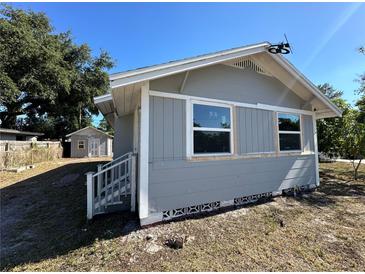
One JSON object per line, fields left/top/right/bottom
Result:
{"left": 86, "top": 152, "right": 136, "bottom": 219}
{"left": 100, "top": 152, "right": 132, "bottom": 170}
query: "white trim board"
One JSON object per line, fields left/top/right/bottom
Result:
{"left": 149, "top": 90, "right": 314, "bottom": 116}
{"left": 138, "top": 82, "right": 149, "bottom": 219}
{"left": 312, "top": 115, "right": 320, "bottom": 186}
{"left": 94, "top": 93, "right": 112, "bottom": 104}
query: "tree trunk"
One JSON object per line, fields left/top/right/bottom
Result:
{"left": 79, "top": 106, "right": 82, "bottom": 130}
{"left": 352, "top": 159, "right": 362, "bottom": 181}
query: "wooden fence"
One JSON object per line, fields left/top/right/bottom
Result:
{"left": 0, "top": 141, "right": 63, "bottom": 169}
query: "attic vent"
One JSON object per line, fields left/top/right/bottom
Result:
{"left": 226, "top": 58, "right": 272, "bottom": 77}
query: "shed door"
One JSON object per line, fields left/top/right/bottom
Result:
{"left": 89, "top": 138, "right": 100, "bottom": 157}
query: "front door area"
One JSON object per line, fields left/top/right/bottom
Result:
{"left": 88, "top": 138, "right": 100, "bottom": 157}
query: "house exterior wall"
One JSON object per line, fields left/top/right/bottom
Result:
{"left": 145, "top": 63, "right": 318, "bottom": 217}
{"left": 0, "top": 133, "right": 38, "bottom": 141}
{"left": 150, "top": 64, "right": 309, "bottom": 110}
{"left": 0, "top": 133, "right": 16, "bottom": 141}
{"left": 113, "top": 113, "right": 134, "bottom": 158}
{"left": 70, "top": 128, "right": 112, "bottom": 158}
{"left": 149, "top": 155, "right": 316, "bottom": 212}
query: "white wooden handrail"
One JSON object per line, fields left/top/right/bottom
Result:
{"left": 93, "top": 156, "right": 130, "bottom": 177}
{"left": 101, "top": 152, "right": 132, "bottom": 170}
{"left": 86, "top": 152, "right": 137, "bottom": 219}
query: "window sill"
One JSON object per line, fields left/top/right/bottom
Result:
{"left": 187, "top": 151, "right": 315, "bottom": 162}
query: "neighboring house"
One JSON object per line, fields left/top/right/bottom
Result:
{"left": 0, "top": 128, "right": 44, "bottom": 141}
{"left": 66, "top": 127, "right": 113, "bottom": 158}
{"left": 87, "top": 42, "right": 342, "bottom": 226}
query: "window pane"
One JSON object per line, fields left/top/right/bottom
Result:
{"left": 193, "top": 104, "right": 230, "bottom": 128}
{"left": 194, "top": 131, "right": 230, "bottom": 154}
{"left": 278, "top": 113, "right": 300, "bottom": 131}
{"left": 279, "top": 133, "right": 301, "bottom": 151}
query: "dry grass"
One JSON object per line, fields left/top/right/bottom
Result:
{"left": 0, "top": 157, "right": 111, "bottom": 188}
{"left": 1, "top": 160, "right": 364, "bottom": 271}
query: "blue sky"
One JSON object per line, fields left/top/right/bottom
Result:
{"left": 11, "top": 2, "right": 365, "bottom": 126}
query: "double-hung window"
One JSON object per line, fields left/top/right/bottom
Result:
{"left": 277, "top": 113, "right": 301, "bottom": 151}
{"left": 192, "top": 101, "right": 233, "bottom": 155}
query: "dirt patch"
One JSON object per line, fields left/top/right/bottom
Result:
{"left": 1, "top": 161, "right": 364, "bottom": 271}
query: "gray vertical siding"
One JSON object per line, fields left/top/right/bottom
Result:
{"left": 114, "top": 114, "right": 134, "bottom": 158}
{"left": 148, "top": 94, "right": 316, "bottom": 214}
{"left": 236, "top": 107, "right": 275, "bottom": 154}
{"left": 302, "top": 114, "right": 314, "bottom": 152}
{"left": 149, "top": 96, "right": 185, "bottom": 161}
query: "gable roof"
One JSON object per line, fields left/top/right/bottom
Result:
{"left": 109, "top": 42, "right": 270, "bottom": 88}
{"left": 65, "top": 126, "right": 113, "bottom": 138}
{"left": 96, "top": 42, "right": 342, "bottom": 119}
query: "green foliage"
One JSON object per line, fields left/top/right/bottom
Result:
{"left": 317, "top": 83, "right": 343, "bottom": 100}
{"left": 317, "top": 46, "right": 365, "bottom": 180}
{"left": 97, "top": 116, "right": 114, "bottom": 135}
{"left": 0, "top": 5, "right": 113, "bottom": 139}
{"left": 339, "top": 109, "right": 365, "bottom": 180}
{"left": 317, "top": 85, "right": 349, "bottom": 157}
{"left": 355, "top": 96, "right": 365, "bottom": 124}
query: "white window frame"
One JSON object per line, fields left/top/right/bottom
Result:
{"left": 78, "top": 140, "right": 85, "bottom": 149}
{"left": 277, "top": 112, "right": 303, "bottom": 153}
{"left": 190, "top": 100, "right": 234, "bottom": 157}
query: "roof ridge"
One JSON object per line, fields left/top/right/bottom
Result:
{"left": 66, "top": 126, "right": 113, "bottom": 138}
{"left": 109, "top": 42, "right": 270, "bottom": 80}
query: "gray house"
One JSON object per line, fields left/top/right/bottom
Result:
{"left": 86, "top": 42, "right": 342, "bottom": 226}
{"left": 0, "top": 128, "right": 44, "bottom": 141}
{"left": 66, "top": 127, "right": 113, "bottom": 158}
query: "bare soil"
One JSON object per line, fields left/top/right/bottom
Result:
{"left": 1, "top": 160, "right": 364, "bottom": 271}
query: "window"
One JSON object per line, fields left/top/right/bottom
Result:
{"left": 192, "top": 102, "right": 232, "bottom": 155}
{"left": 278, "top": 113, "right": 301, "bottom": 151}
{"left": 78, "top": 140, "right": 85, "bottom": 149}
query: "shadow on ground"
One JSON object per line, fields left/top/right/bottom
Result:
{"left": 291, "top": 171, "right": 365, "bottom": 208}
{"left": 319, "top": 170, "right": 365, "bottom": 196}
{"left": 0, "top": 161, "right": 139, "bottom": 270}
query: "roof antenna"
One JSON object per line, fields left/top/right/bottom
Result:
{"left": 268, "top": 34, "right": 293, "bottom": 55}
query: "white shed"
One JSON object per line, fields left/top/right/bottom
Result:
{"left": 66, "top": 127, "right": 113, "bottom": 158}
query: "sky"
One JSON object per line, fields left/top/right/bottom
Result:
{"left": 11, "top": 2, "right": 365, "bottom": 126}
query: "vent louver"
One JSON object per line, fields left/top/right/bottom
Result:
{"left": 225, "top": 58, "right": 271, "bottom": 77}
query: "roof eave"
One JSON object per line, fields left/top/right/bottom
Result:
{"left": 94, "top": 93, "right": 112, "bottom": 104}
{"left": 109, "top": 42, "right": 270, "bottom": 81}
{"left": 271, "top": 54, "right": 342, "bottom": 118}
{"left": 109, "top": 43, "right": 271, "bottom": 89}
{"left": 66, "top": 126, "right": 113, "bottom": 138}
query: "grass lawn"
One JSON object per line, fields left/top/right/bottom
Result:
{"left": 1, "top": 159, "right": 364, "bottom": 271}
